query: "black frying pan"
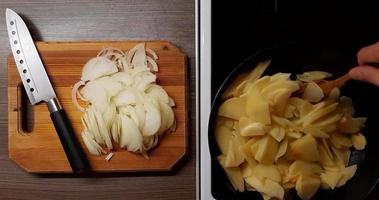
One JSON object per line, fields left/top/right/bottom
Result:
{"left": 208, "top": 44, "right": 379, "bottom": 200}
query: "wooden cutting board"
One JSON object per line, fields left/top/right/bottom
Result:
{"left": 7, "top": 41, "right": 188, "bottom": 173}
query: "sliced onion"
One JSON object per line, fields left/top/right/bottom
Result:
{"left": 120, "top": 114, "right": 143, "bottom": 152}
{"left": 72, "top": 80, "right": 86, "bottom": 112}
{"left": 81, "top": 57, "right": 118, "bottom": 81}
{"left": 142, "top": 102, "right": 161, "bottom": 136}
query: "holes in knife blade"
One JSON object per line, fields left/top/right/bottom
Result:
{"left": 26, "top": 79, "right": 30, "bottom": 83}
{"left": 12, "top": 31, "right": 15, "bottom": 35}
{"left": 22, "top": 69, "right": 27, "bottom": 73}
{"left": 30, "top": 88, "right": 34, "bottom": 92}
{"left": 14, "top": 40, "right": 17, "bottom": 45}
{"left": 16, "top": 50, "right": 20, "bottom": 54}
{"left": 18, "top": 83, "right": 34, "bottom": 134}
{"left": 20, "top": 60, "right": 24, "bottom": 64}
{"left": 10, "top": 21, "right": 14, "bottom": 25}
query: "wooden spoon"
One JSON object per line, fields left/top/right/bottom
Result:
{"left": 298, "top": 73, "right": 351, "bottom": 95}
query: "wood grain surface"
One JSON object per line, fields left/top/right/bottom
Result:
{"left": 8, "top": 41, "right": 188, "bottom": 173}
{"left": 0, "top": 1, "right": 195, "bottom": 199}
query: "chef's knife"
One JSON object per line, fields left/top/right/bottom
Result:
{"left": 6, "top": 8, "right": 90, "bottom": 174}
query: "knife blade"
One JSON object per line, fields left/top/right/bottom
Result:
{"left": 6, "top": 8, "right": 90, "bottom": 174}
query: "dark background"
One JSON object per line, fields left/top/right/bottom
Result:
{"left": 0, "top": 1, "right": 195, "bottom": 200}
{"left": 212, "top": 0, "right": 379, "bottom": 97}
{"left": 211, "top": 0, "right": 379, "bottom": 199}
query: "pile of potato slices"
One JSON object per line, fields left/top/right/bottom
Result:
{"left": 215, "top": 60, "right": 367, "bottom": 200}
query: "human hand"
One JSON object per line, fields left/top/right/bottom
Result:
{"left": 349, "top": 42, "right": 379, "bottom": 86}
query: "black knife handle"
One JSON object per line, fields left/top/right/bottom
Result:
{"left": 50, "top": 109, "right": 90, "bottom": 174}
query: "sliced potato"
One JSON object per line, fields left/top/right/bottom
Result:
{"left": 254, "top": 135, "right": 279, "bottom": 164}
{"left": 222, "top": 71, "right": 249, "bottom": 99}
{"left": 330, "top": 132, "right": 353, "bottom": 148}
{"left": 269, "top": 126, "right": 285, "bottom": 142}
{"left": 216, "top": 68, "right": 366, "bottom": 200}
{"left": 295, "top": 175, "right": 321, "bottom": 200}
{"left": 336, "top": 165, "right": 357, "bottom": 187}
{"left": 245, "top": 176, "right": 284, "bottom": 200}
{"left": 297, "top": 71, "right": 332, "bottom": 82}
{"left": 320, "top": 171, "right": 342, "bottom": 189}
{"left": 239, "top": 116, "right": 266, "bottom": 136}
{"left": 224, "top": 138, "right": 245, "bottom": 167}
{"left": 318, "top": 141, "right": 335, "bottom": 167}
{"left": 215, "top": 125, "right": 233, "bottom": 154}
{"left": 216, "top": 117, "right": 235, "bottom": 130}
{"left": 331, "top": 146, "right": 350, "bottom": 168}
{"left": 338, "top": 117, "right": 366, "bottom": 134}
{"left": 253, "top": 76, "right": 271, "bottom": 91}
{"left": 275, "top": 139, "right": 288, "bottom": 162}
{"left": 218, "top": 95, "right": 247, "bottom": 120}
{"left": 242, "top": 138, "right": 260, "bottom": 166}
{"left": 351, "top": 133, "right": 367, "bottom": 150}
{"left": 302, "top": 126, "right": 329, "bottom": 138}
{"left": 289, "top": 160, "right": 323, "bottom": 177}
{"left": 241, "top": 162, "right": 256, "bottom": 178}
{"left": 253, "top": 164, "right": 282, "bottom": 182}
{"left": 302, "top": 82, "right": 324, "bottom": 103}
{"left": 218, "top": 155, "right": 245, "bottom": 192}
{"left": 288, "top": 134, "right": 320, "bottom": 162}
{"left": 245, "top": 86, "right": 271, "bottom": 124}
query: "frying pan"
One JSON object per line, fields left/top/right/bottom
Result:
{"left": 208, "top": 44, "right": 379, "bottom": 200}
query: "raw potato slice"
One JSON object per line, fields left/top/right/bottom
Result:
{"left": 318, "top": 142, "right": 335, "bottom": 167}
{"left": 289, "top": 160, "right": 323, "bottom": 177}
{"left": 302, "top": 82, "right": 324, "bottom": 103}
{"left": 295, "top": 175, "right": 321, "bottom": 200}
{"left": 245, "top": 86, "right": 271, "bottom": 125}
{"left": 302, "top": 126, "right": 329, "bottom": 138}
{"left": 288, "top": 134, "right": 320, "bottom": 162}
{"left": 276, "top": 158, "right": 290, "bottom": 177}
{"left": 269, "top": 126, "right": 285, "bottom": 142}
{"left": 245, "top": 176, "right": 284, "bottom": 200}
{"left": 242, "top": 139, "right": 260, "bottom": 167}
{"left": 253, "top": 76, "right": 271, "bottom": 91}
{"left": 218, "top": 96, "right": 247, "bottom": 120}
{"left": 253, "top": 164, "right": 282, "bottom": 182}
{"left": 336, "top": 165, "right": 357, "bottom": 187}
{"left": 215, "top": 125, "right": 233, "bottom": 154}
{"left": 302, "top": 102, "right": 338, "bottom": 126}
{"left": 297, "top": 71, "right": 332, "bottom": 82}
{"left": 222, "top": 71, "right": 249, "bottom": 99}
{"left": 351, "top": 133, "right": 367, "bottom": 150}
{"left": 320, "top": 171, "right": 342, "bottom": 189}
{"left": 241, "top": 162, "right": 256, "bottom": 178}
{"left": 239, "top": 117, "right": 266, "bottom": 136}
{"left": 338, "top": 117, "right": 366, "bottom": 134}
{"left": 330, "top": 133, "right": 352, "bottom": 148}
{"left": 216, "top": 117, "right": 235, "bottom": 129}
{"left": 275, "top": 140, "right": 288, "bottom": 162}
{"left": 331, "top": 146, "right": 350, "bottom": 168}
{"left": 218, "top": 155, "right": 245, "bottom": 192}
{"left": 225, "top": 138, "right": 245, "bottom": 167}
{"left": 254, "top": 135, "right": 279, "bottom": 164}
{"left": 245, "top": 60, "right": 271, "bottom": 85}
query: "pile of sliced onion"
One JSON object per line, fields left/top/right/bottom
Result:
{"left": 72, "top": 43, "right": 176, "bottom": 158}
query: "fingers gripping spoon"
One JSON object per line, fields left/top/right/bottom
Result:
{"left": 6, "top": 8, "right": 90, "bottom": 173}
